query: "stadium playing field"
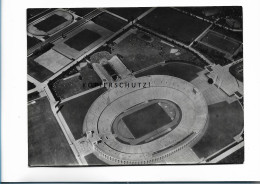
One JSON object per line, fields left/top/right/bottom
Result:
{"left": 34, "top": 14, "right": 67, "bottom": 32}
{"left": 200, "top": 31, "right": 241, "bottom": 54}
{"left": 64, "top": 29, "right": 101, "bottom": 51}
{"left": 122, "top": 103, "right": 172, "bottom": 138}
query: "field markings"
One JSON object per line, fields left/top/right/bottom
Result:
{"left": 189, "top": 24, "right": 213, "bottom": 47}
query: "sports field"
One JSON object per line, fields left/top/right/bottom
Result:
{"left": 28, "top": 97, "right": 78, "bottom": 166}
{"left": 34, "top": 14, "right": 67, "bottom": 32}
{"left": 135, "top": 61, "right": 203, "bottom": 82}
{"left": 200, "top": 31, "right": 241, "bottom": 54}
{"left": 139, "top": 8, "right": 210, "bottom": 45}
{"left": 123, "top": 103, "right": 172, "bottom": 138}
{"left": 192, "top": 101, "right": 244, "bottom": 158}
{"left": 91, "top": 12, "right": 127, "bottom": 32}
{"left": 64, "top": 29, "right": 101, "bottom": 51}
{"left": 60, "top": 88, "right": 107, "bottom": 140}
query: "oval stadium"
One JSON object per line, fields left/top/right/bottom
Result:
{"left": 83, "top": 75, "right": 208, "bottom": 165}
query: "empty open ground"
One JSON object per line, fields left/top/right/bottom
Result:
{"left": 28, "top": 97, "right": 78, "bottom": 166}
{"left": 192, "top": 101, "right": 244, "bottom": 158}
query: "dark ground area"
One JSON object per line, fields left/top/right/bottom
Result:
{"left": 112, "top": 30, "right": 205, "bottom": 73}
{"left": 34, "top": 14, "right": 67, "bottom": 32}
{"left": 28, "top": 81, "right": 36, "bottom": 90}
{"left": 211, "top": 26, "right": 243, "bottom": 42}
{"left": 218, "top": 147, "right": 244, "bottom": 164}
{"left": 139, "top": 8, "right": 210, "bottom": 45}
{"left": 201, "top": 31, "right": 241, "bottom": 54}
{"left": 28, "top": 91, "right": 40, "bottom": 102}
{"left": 192, "top": 101, "right": 244, "bottom": 158}
{"left": 69, "top": 8, "right": 95, "bottom": 17}
{"left": 91, "top": 12, "right": 127, "bottom": 32}
{"left": 84, "top": 153, "right": 107, "bottom": 165}
{"left": 60, "top": 88, "right": 107, "bottom": 140}
{"left": 192, "top": 42, "right": 232, "bottom": 66}
{"left": 27, "top": 36, "right": 42, "bottom": 49}
{"left": 106, "top": 7, "right": 150, "bottom": 21}
{"left": 28, "top": 97, "right": 78, "bottom": 166}
{"left": 52, "top": 65, "right": 102, "bottom": 100}
{"left": 65, "top": 29, "right": 101, "bottom": 51}
{"left": 123, "top": 103, "right": 171, "bottom": 138}
{"left": 135, "top": 62, "right": 203, "bottom": 82}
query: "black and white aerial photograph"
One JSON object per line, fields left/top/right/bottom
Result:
{"left": 27, "top": 6, "right": 244, "bottom": 166}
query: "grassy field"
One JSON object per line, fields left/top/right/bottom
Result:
{"left": 92, "top": 12, "right": 127, "bottom": 32}
{"left": 35, "top": 14, "right": 67, "bottom": 32}
{"left": 106, "top": 7, "right": 149, "bottom": 21}
{"left": 123, "top": 103, "right": 171, "bottom": 138}
{"left": 64, "top": 29, "right": 101, "bottom": 51}
{"left": 52, "top": 66, "right": 102, "bottom": 100}
{"left": 135, "top": 61, "right": 203, "bottom": 82}
{"left": 139, "top": 8, "right": 210, "bottom": 45}
{"left": 200, "top": 31, "right": 241, "bottom": 54}
{"left": 211, "top": 26, "right": 243, "bottom": 42}
{"left": 192, "top": 42, "right": 232, "bottom": 66}
{"left": 28, "top": 56, "right": 54, "bottom": 82}
{"left": 60, "top": 88, "right": 107, "bottom": 140}
{"left": 112, "top": 30, "right": 202, "bottom": 72}
{"left": 28, "top": 97, "right": 78, "bottom": 166}
{"left": 28, "top": 44, "right": 55, "bottom": 82}
{"left": 192, "top": 101, "right": 244, "bottom": 158}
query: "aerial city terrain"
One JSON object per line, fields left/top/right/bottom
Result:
{"left": 27, "top": 7, "right": 243, "bottom": 166}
